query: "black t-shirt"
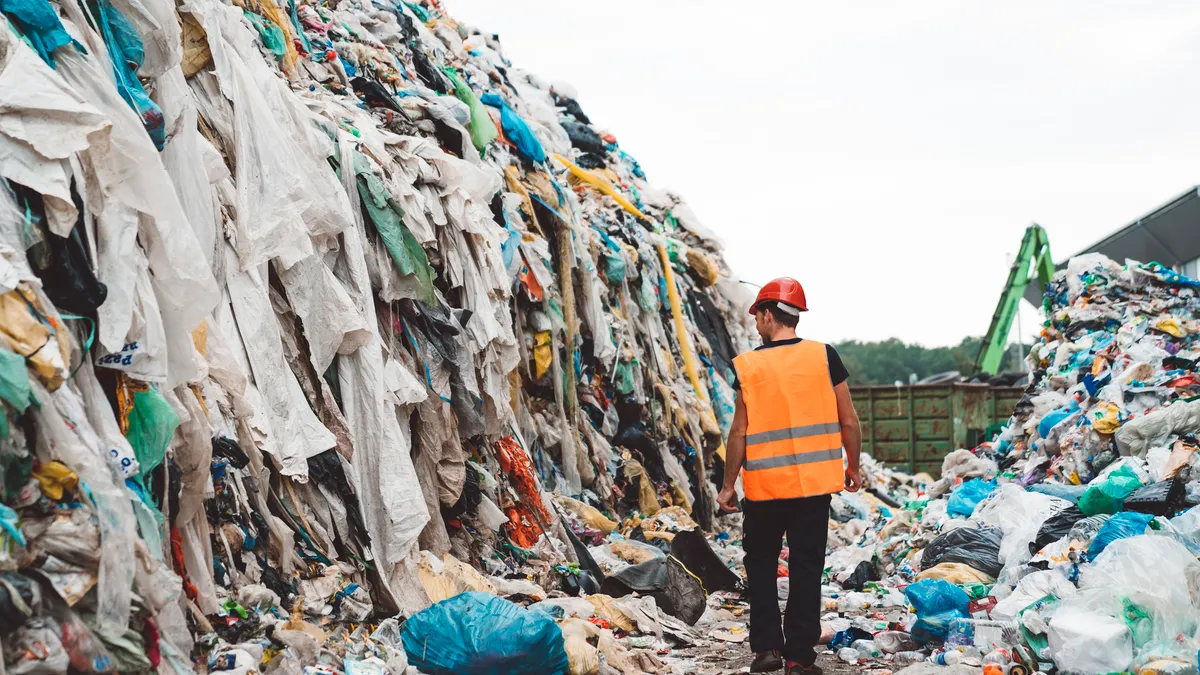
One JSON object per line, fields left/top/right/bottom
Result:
{"left": 731, "top": 338, "right": 849, "bottom": 391}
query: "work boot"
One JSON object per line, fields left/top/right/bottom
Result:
{"left": 786, "top": 662, "right": 823, "bottom": 675}
{"left": 750, "top": 651, "right": 783, "bottom": 672}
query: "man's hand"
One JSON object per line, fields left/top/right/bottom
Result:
{"left": 717, "top": 486, "right": 739, "bottom": 513}
{"left": 845, "top": 466, "right": 863, "bottom": 492}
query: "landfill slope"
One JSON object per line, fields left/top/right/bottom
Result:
{"left": 0, "top": 0, "right": 758, "bottom": 672}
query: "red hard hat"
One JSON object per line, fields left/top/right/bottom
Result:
{"left": 749, "top": 277, "right": 808, "bottom": 314}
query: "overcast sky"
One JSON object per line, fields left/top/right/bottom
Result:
{"left": 450, "top": 1, "right": 1200, "bottom": 347}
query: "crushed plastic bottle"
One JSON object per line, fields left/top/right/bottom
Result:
{"left": 892, "top": 651, "right": 926, "bottom": 666}
{"left": 946, "top": 617, "right": 1020, "bottom": 650}
{"left": 874, "top": 630, "right": 916, "bottom": 654}
{"left": 837, "top": 648, "right": 860, "bottom": 665}
{"left": 836, "top": 592, "right": 875, "bottom": 612}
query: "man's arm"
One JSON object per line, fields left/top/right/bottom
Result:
{"left": 834, "top": 381, "right": 863, "bottom": 491}
{"left": 716, "top": 392, "right": 748, "bottom": 512}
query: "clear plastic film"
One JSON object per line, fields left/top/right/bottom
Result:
{"left": 29, "top": 380, "right": 137, "bottom": 638}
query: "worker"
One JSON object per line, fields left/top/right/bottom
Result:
{"left": 717, "top": 277, "right": 863, "bottom": 675}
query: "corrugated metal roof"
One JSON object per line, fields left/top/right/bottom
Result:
{"left": 1025, "top": 186, "right": 1200, "bottom": 305}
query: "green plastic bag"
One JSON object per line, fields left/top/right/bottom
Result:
{"left": 351, "top": 152, "right": 437, "bottom": 305}
{"left": 442, "top": 67, "right": 498, "bottom": 154}
{"left": 1077, "top": 465, "right": 1143, "bottom": 516}
{"left": 125, "top": 387, "right": 179, "bottom": 482}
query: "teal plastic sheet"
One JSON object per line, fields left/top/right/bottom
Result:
{"left": 91, "top": 0, "right": 165, "bottom": 149}
{"left": 243, "top": 11, "right": 287, "bottom": 61}
{"left": 0, "top": 0, "right": 82, "bottom": 68}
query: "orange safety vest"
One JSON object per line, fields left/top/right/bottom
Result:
{"left": 733, "top": 340, "right": 845, "bottom": 500}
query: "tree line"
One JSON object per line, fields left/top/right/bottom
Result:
{"left": 833, "top": 337, "right": 1028, "bottom": 385}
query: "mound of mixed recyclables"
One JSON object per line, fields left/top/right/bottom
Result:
{"left": 0, "top": 0, "right": 768, "bottom": 672}
{"left": 815, "top": 254, "right": 1200, "bottom": 675}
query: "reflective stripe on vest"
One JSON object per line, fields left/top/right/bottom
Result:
{"left": 733, "top": 339, "right": 845, "bottom": 500}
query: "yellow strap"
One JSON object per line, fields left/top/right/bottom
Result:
{"left": 657, "top": 244, "right": 723, "bottom": 458}
{"left": 553, "top": 153, "right": 649, "bottom": 221}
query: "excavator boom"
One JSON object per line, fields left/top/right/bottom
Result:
{"left": 975, "top": 224, "right": 1055, "bottom": 375}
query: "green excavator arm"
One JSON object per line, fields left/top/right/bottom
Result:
{"left": 975, "top": 224, "right": 1055, "bottom": 375}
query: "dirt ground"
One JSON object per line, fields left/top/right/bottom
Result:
{"left": 667, "top": 642, "right": 862, "bottom": 675}
{"left": 658, "top": 596, "right": 870, "bottom": 675}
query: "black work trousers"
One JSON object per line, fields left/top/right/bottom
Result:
{"left": 743, "top": 494, "right": 831, "bottom": 665}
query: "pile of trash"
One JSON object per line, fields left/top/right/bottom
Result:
{"left": 812, "top": 254, "right": 1200, "bottom": 675}
{"left": 0, "top": 0, "right": 759, "bottom": 673}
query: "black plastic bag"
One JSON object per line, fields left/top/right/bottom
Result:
{"left": 600, "top": 557, "right": 706, "bottom": 625}
{"left": 0, "top": 571, "right": 40, "bottom": 634}
{"left": 1029, "top": 505, "right": 1085, "bottom": 555}
{"left": 575, "top": 152, "right": 606, "bottom": 170}
{"left": 561, "top": 120, "right": 605, "bottom": 155}
{"left": 18, "top": 182, "right": 107, "bottom": 315}
{"left": 921, "top": 525, "right": 1003, "bottom": 578}
{"left": 670, "top": 529, "right": 741, "bottom": 593}
{"left": 843, "top": 560, "right": 879, "bottom": 592}
{"left": 553, "top": 93, "right": 591, "bottom": 125}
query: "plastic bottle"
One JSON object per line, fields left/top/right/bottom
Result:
{"left": 933, "top": 650, "right": 963, "bottom": 665}
{"left": 837, "top": 648, "right": 860, "bottom": 665}
{"left": 837, "top": 592, "right": 873, "bottom": 612}
{"left": 852, "top": 640, "right": 882, "bottom": 660}
{"left": 892, "top": 652, "right": 926, "bottom": 666}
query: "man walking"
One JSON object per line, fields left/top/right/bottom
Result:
{"left": 717, "top": 277, "right": 863, "bottom": 674}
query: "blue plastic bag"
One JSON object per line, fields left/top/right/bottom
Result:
{"left": 1088, "top": 511, "right": 1154, "bottom": 558}
{"left": 905, "top": 579, "right": 970, "bottom": 643}
{"left": 947, "top": 478, "right": 997, "bottom": 518}
{"left": 401, "top": 592, "right": 569, "bottom": 675}
{"left": 480, "top": 93, "right": 546, "bottom": 165}
{"left": 1037, "top": 404, "right": 1077, "bottom": 439}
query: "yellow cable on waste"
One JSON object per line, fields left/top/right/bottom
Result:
{"left": 657, "top": 244, "right": 724, "bottom": 459}
{"left": 553, "top": 153, "right": 649, "bottom": 221}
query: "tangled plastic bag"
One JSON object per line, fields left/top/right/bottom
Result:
{"left": 1078, "top": 464, "right": 1144, "bottom": 516}
{"left": 946, "top": 479, "right": 996, "bottom": 518}
{"left": 401, "top": 592, "right": 568, "bottom": 675}
{"left": 904, "top": 579, "right": 970, "bottom": 643}
{"left": 1079, "top": 535, "right": 1200, "bottom": 647}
